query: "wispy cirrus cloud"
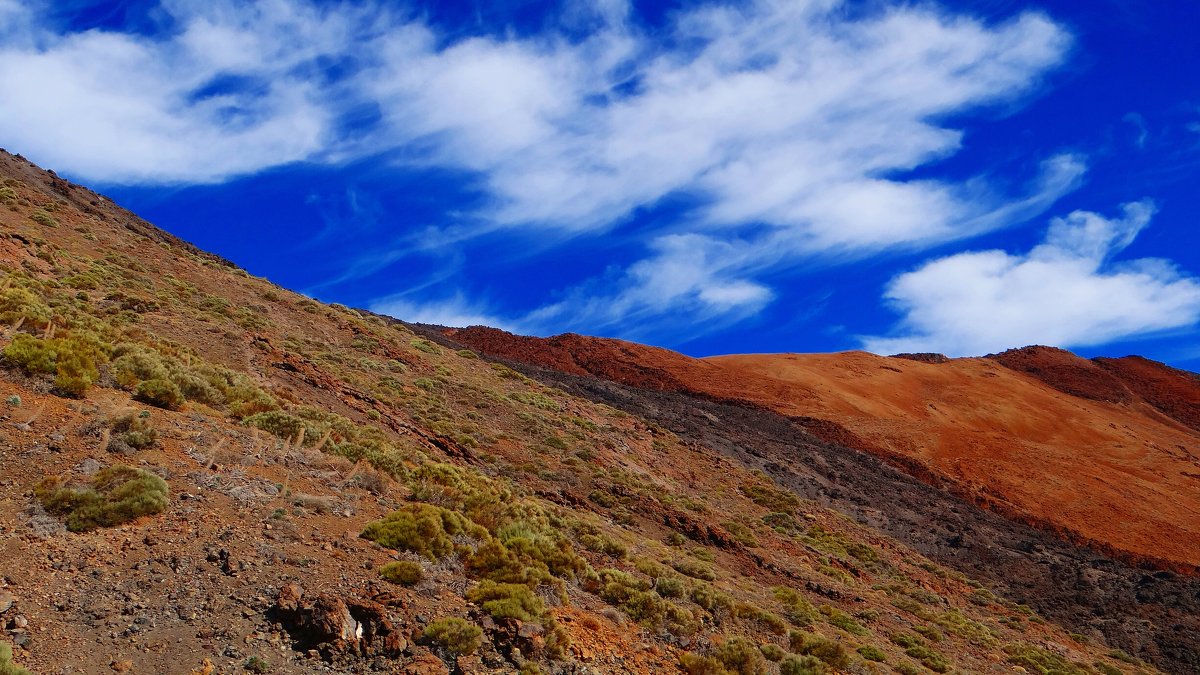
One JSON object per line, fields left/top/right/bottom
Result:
{"left": 1, "top": 0, "right": 1096, "bottom": 338}
{"left": 862, "top": 201, "right": 1200, "bottom": 356}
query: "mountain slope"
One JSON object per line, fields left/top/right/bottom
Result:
{"left": 448, "top": 326, "right": 1200, "bottom": 672}
{"left": 0, "top": 150, "right": 1164, "bottom": 675}
{"left": 450, "top": 328, "right": 1200, "bottom": 572}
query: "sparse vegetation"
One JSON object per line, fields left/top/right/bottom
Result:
{"left": 422, "top": 617, "right": 482, "bottom": 657}
{"left": 36, "top": 465, "right": 169, "bottom": 532}
{"left": 378, "top": 560, "right": 424, "bottom": 586}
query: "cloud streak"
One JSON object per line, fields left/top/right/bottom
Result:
{"left": 863, "top": 201, "right": 1200, "bottom": 356}
{"left": 0, "top": 0, "right": 1106, "bottom": 339}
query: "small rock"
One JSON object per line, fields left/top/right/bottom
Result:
{"left": 0, "top": 590, "right": 13, "bottom": 613}
{"left": 10, "top": 615, "right": 28, "bottom": 629}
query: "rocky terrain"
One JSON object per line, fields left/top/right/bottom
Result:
{"left": 0, "top": 147, "right": 1180, "bottom": 675}
{"left": 447, "top": 329, "right": 1200, "bottom": 672}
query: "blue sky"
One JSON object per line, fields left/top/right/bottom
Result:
{"left": 2, "top": 1, "right": 1198, "bottom": 367}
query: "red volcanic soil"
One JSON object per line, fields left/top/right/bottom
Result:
{"left": 452, "top": 327, "right": 1200, "bottom": 572}
{"left": 1095, "top": 355, "right": 1200, "bottom": 433}
{"left": 987, "top": 346, "right": 1133, "bottom": 404}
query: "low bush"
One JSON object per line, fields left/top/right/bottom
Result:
{"left": 467, "top": 581, "right": 545, "bottom": 621}
{"left": 773, "top": 587, "right": 817, "bottom": 626}
{"left": 789, "top": 632, "right": 849, "bottom": 669}
{"left": 1003, "top": 644, "right": 1088, "bottom": 675}
{"left": 904, "top": 644, "right": 950, "bottom": 673}
{"left": 579, "top": 533, "right": 628, "bottom": 559}
{"left": 819, "top": 604, "right": 866, "bottom": 635}
{"left": 759, "top": 644, "right": 786, "bottom": 662}
{"left": 655, "top": 575, "right": 685, "bottom": 599}
{"left": 857, "top": 645, "right": 887, "bottom": 662}
{"left": 422, "top": 618, "right": 482, "bottom": 657}
{"left": 741, "top": 483, "right": 800, "bottom": 511}
{"left": 778, "top": 655, "right": 826, "bottom": 675}
{"left": 378, "top": 561, "right": 424, "bottom": 586}
{"left": 134, "top": 378, "right": 184, "bottom": 410}
{"left": 110, "top": 411, "right": 157, "bottom": 449}
{"left": 36, "top": 465, "right": 169, "bottom": 532}
{"left": 360, "top": 504, "right": 485, "bottom": 559}
{"left": 713, "top": 636, "right": 768, "bottom": 675}
{"left": 2, "top": 332, "right": 107, "bottom": 397}
{"left": 671, "top": 557, "right": 716, "bottom": 581}
{"left": 732, "top": 603, "right": 787, "bottom": 635}
{"left": 679, "top": 653, "right": 730, "bottom": 675}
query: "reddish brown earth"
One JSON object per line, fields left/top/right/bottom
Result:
{"left": 450, "top": 327, "right": 1200, "bottom": 574}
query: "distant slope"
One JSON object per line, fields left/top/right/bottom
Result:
{"left": 451, "top": 327, "right": 1200, "bottom": 574}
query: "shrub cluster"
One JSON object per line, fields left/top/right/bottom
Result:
{"left": 112, "top": 343, "right": 275, "bottom": 415}
{"left": 2, "top": 332, "right": 107, "bottom": 397}
{"left": 422, "top": 618, "right": 482, "bottom": 657}
{"left": 378, "top": 561, "right": 424, "bottom": 586}
{"left": 36, "top": 465, "right": 169, "bottom": 532}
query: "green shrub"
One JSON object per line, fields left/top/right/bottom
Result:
{"left": 774, "top": 587, "right": 817, "bottom": 626}
{"left": 759, "top": 643, "right": 786, "bottom": 662}
{"left": 579, "top": 534, "right": 628, "bottom": 558}
{"left": 732, "top": 603, "right": 787, "bottom": 635}
{"left": 690, "top": 584, "right": 734, "bottom": 614}
{"left": 672, "top": 557, "right": 716, "bottom": 581}
{"left": 2, "top": 333, "right": 107, "bottom": 397}
{"left": 0, "top": 287, "right": 51, "bottom": 326}
{"left": 4, "top": 395, "right": 18, "bottom": 407}
{"left": 422, "top": 618, "right": 482, "bottom": 657}
{"left": 467, "top": 581, "right": 544, "bottom": 621}
{"left": 30, "top": 210, "right": 58, "bottom": 227}
{"left": 857, "top": 645, "right": 886, "bottom": 662}
{"left": 713, "top": 636, "right": 768, "bottom": 675}
{"left": 456, "top": 349, "right": 477, "bottom": 359}
{"left": 361, "top": 504, "right": 484, "bottom": 559}
{"left": 819, "top": 604, "right": 866, "bottom": 635}
{"left": 1003, "top": 644, "right": 1088, "bottom": 675}
{"left": 741, "top": 483, "right": 800, "bottom": 511}
{"left": 378, "top": 561, "right": 424, "bottom": 586}
{"left": 1094, "top": 664, "right": 1122, "bottom": 675}
{"left": 679, "top": 653, "right": 731, "bottom": 675}
{"left": 36, "top": 465, "right": 169, "bottom": 532}
{"left": 0, "top": 642, "right": 32, "bottom": 675}
{"left": 778, "top": 655, "right": 826, "bottom": 675}
{"left": 905, "top": 645, "right": 950, "bottom": 673}
{"left": 913, "top": 625, "right": 943, "bottom": 642}
{"left": 135, "top": 378, "right": 184, "bottom": 410}
{"left": 789, "top": 633, "right": 849, "bottom": 669}
{"left": 111, "top": 412, "right": 157, "bottom": 449}
{"left": 655, "top": 576, "right": 685, "bottom": 599}
{"left": 410, "top": 338, "right": 440, "bottom": 354}
{"left": 890, "top": 633, "right": 922, "bottom": 649}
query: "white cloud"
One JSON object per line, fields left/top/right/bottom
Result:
{"left": 0, "top": 0, "right": 360, "bottom": 182}
{"left": 369, "top": 292, "right": 516, "bottom": 332}
{"left": 862, "top": 201, "right": 1200, "bottom": 356}
{"left": 523, "top": 233, "right": 774, "bottom": 338}
{"left": 0, "top": 1, "right": 1096, "bottom": 334}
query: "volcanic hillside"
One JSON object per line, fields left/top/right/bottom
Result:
{"left": 0, "top": 148, "right": 1184, "bottom": 674}
{"left": 447, "top": 327, "right": 1200, "bottom": 672}
{"left": 449, "top": 328, "right": 1200, "bottom": 572}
